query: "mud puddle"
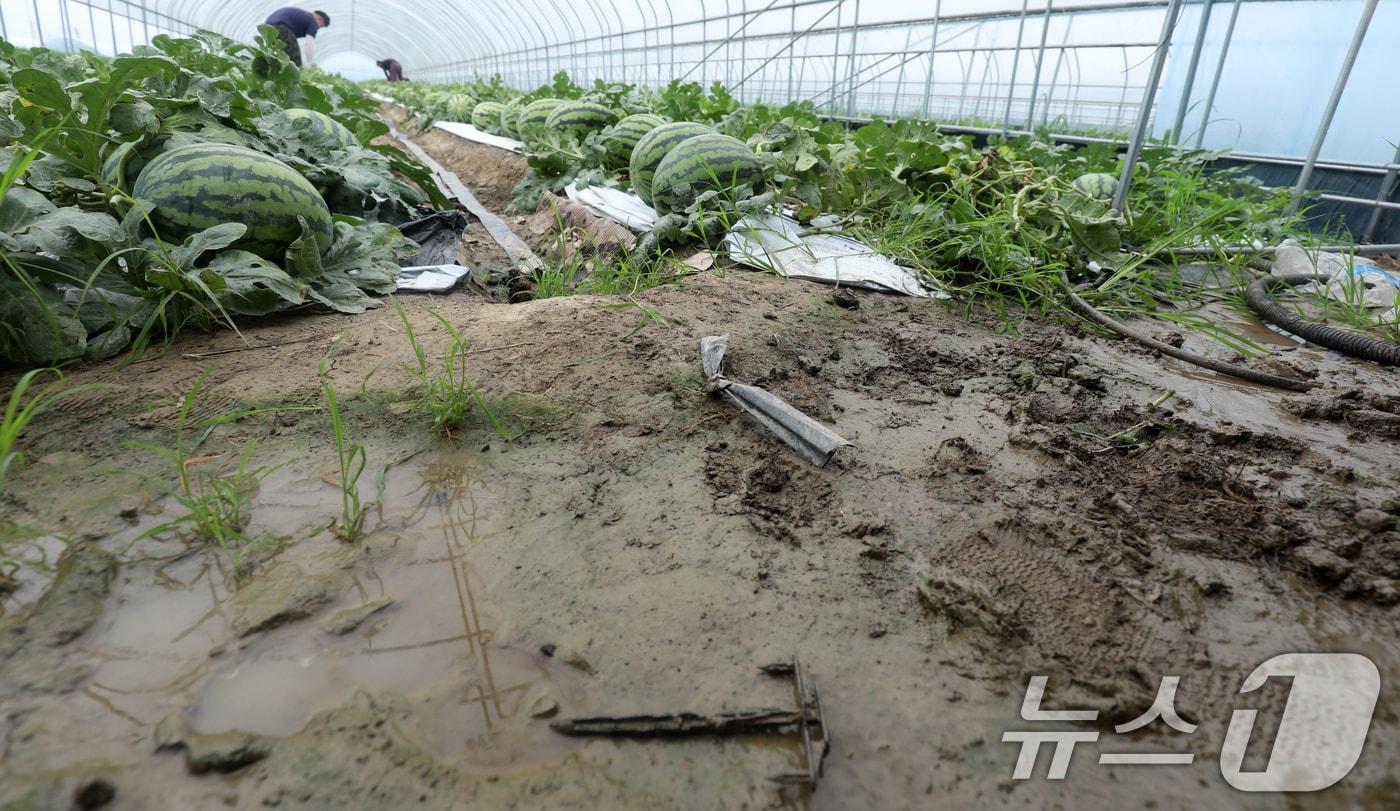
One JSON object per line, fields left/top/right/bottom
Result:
{"left": 0, "top": 447, "right": 595, "bottom": 808}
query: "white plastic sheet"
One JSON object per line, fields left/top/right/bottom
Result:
{"left": 394, "top": 264, "right": 471, "bottom": 293}
{"left": 564, "top": 183, "right": 659, "bottom": 232}
{"left": 431, "top": 121, "right": 525, "bottom": 154}
{"left": 1272, "top": 239, "right": 1400, "bottom": 313}
{"left": 724, "top": 214, "right": 949, "bottom": 299}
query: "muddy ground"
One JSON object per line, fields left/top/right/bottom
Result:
{"left": 1, "top": 113, "right": 1398, "bottom": 811}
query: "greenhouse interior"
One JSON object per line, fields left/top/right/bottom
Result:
{"left": 1, "top": 0, "right": 1398, "bottom": 808}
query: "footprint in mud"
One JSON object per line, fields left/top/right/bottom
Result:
{"left": 703, "top": 440, "right": 842, "bottom": 545}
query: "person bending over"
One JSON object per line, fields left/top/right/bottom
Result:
{"left": 265, "top": 7, "right": 329, "bottom": 67}
{"left": 377, "top": 58, "right": 406, "bottom": 82}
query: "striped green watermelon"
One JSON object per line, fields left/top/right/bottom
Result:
{"left": 650, "top": 134, "right": 765, "bottom": 215}
{"left": 472, "top": 101, "right": 506, "bottom": 134}
{"left": 603, "top": 113, "right": 666, "bottom": 170}
{"left": 285, "top": 108, "right": 357, "bottom": 149}
{"left": 1072, "top": 172, "right": 1119, "bottom": 201}
{"left": 443, "top": 94, "right": 477, "bottom": 121}
{"left": 499, "top": 98, "right": 527, "bottom": 138}
{"left": 628, "top": 121, "right": 716, "bottom": 205}
{"left": 101, "top": 142, "right": 140, "bottom": 191}
{"left": 545, "top": 101, "right": 618, "bottom": 139}
{"left": 516, "top": 98, "right": 567, "bottom": 142}
{"left": 133, "top": 143, "right": 333, "bottom": 259}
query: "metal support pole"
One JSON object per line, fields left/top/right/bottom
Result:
{"left": 701, "top": 10, "right": 708, "bottom": 84}
{"left": 1024, "top": 0, "right": 1053, "bottom": 129}
{"left": 893, "top": 28, "right": 913, "bottom": 115}
{"left": 680, "top": 0, "right": 783, "bottom": 83}
{"left": 831, "top": 1, "right": 843, "bottom": 113}
{"left": 1194, "top": 0, "right": 1241, "bottom": 147}
{"left": 956, "top": 43, "right": 975, "bottom": 121}
{"left": 844, "top": 0, "right": 861, "bottom": 115}
{"left": 1169, "top": 0, "right": 1213, "bottom": 144}
{"left": 1361, "top": 144, "right": 1400, "bottom": 243}
{"left": 1116, "top": 46, "right": 1131, "bottom": 129}
{"left": 59, "top": 0, "right": 74, "bottom": 50}
{"left": 1112, "top": 0, "right": 1182, "bottom": 214}
{"left": 729, "top": 1, "right": 874, "bottom": 95}
{"left": 1287, "top": 0, "right": 1379, "bottom": 217}
{"left": 920, "top": 0, "right": 942, "bottom": 118}
{"left": 976, "top": 45, "right": 996, "bottom": 121}
{"left": 739, "top": 1, "right": 747, "bottom": 98}
{"left": 86, "top": 2, "right": 98, "bottom": 53}
{"left": 788, "top": 1, "right": 798, "bottom": 100}
{"left": 1001, "top": 0, "right": 1030, "bottom": 136}
{"left": 139, "top": 0, "right": 149, "bottom": 46}
{"left": 724, "top": 0, "right": 732, "bottom": 87}
{"left": 31, "top": 0, "right": 44, "bottom": 44}
{"left": 106, "top": 0, "right": 118, "bottom": 56}
{"left": 1044, "top": 15, "right": 1073, "bottom": 126}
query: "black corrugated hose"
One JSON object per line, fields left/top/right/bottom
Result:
{"left": 1246, "top": 273, "right": 1400, "bottom": 366}
{"left": 1059, "top": 273, "right": 1315, "bottom": 391}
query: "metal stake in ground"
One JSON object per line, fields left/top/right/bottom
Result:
{"left": 551, "top": 657, "right": 830, "bottom": 788}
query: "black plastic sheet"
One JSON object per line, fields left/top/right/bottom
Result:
{"left": 396, "top": 210, "right": 471, "bottom": 267}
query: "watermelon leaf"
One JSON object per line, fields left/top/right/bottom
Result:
{"left": 284, "top": 219, "right": 326, "bottom": 280}
{"left": 208, "top": 250, "right": 308, "bottom": 315}
{"left": 10, "top": 69, "right": 71, "bottom": 113}
{"left": 169, "top": 222, "right": 247, "bottom": 269}
{"left": 0, "top": 280, "right": 87, "bottom": 363}
{"left": 110, "top": 101, "right": 160, "bottom": 135}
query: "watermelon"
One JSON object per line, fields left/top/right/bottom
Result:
{"left": 545, "top": 101, "right": 618, "bottom": 139}
{"left": 132, "top": 143, "right": 333, "bottom": 259}
{"left": 472, "top": 101, "right": 506, "bottom": 134}
{"left": 499, "top": 98, "right": 527, "bottom": 138}
{"left": 443, "top": 94, "right": 477, "bottom": 121}
{"left": 516, "top": 98, "right": 567, "bottom": 141}
{"left": 603, "top": 113, "right": 666, "bottom": 170}
{"left": 285, "top": 108, "right": 357, "bottom": 149}
{"left": 628, "top": 122, "right": 716, "bottom": 206}
{"left": 650, "top": 134, "right": 765, "bottom": 215}
{"left": 516, "top": 99, "right": 567, "bottom": 144}
{"left": 1073, "top": 172, "right": 1119, "bottom": 201}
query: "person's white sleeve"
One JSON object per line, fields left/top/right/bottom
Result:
{"left": 302, "top": 36, "right": 316, "bottom": 65}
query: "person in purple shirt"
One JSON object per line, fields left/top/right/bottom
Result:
{"left": 264, "top": 7, "right": 329, "bottom": 68}
{"left": 376, "top": 59, "right": 406, "bottom": 82}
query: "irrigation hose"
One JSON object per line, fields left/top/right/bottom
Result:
{"left": 1245, "top": 274, "right": 1400, "bottom": 366}
{"left": 1059, "top": 274, "right": 1315, "bottom": 392}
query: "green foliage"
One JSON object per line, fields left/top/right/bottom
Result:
{"left": 385, "top": 297, "right": 508, "bottom": 438}
{"left": 386, "top": 72, "right": 1318, "bottom": 343}
{"left": 0, "top": 30, "right": 442, "bottom": 367}
{"left": 126, "top": 369, "right": 285, "bottom": 565}
{"left": 646, "top": 80, "right": 741, "bottom": 124}
{"left": 319, "top": 347, "right": 371, "bottom": 542}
